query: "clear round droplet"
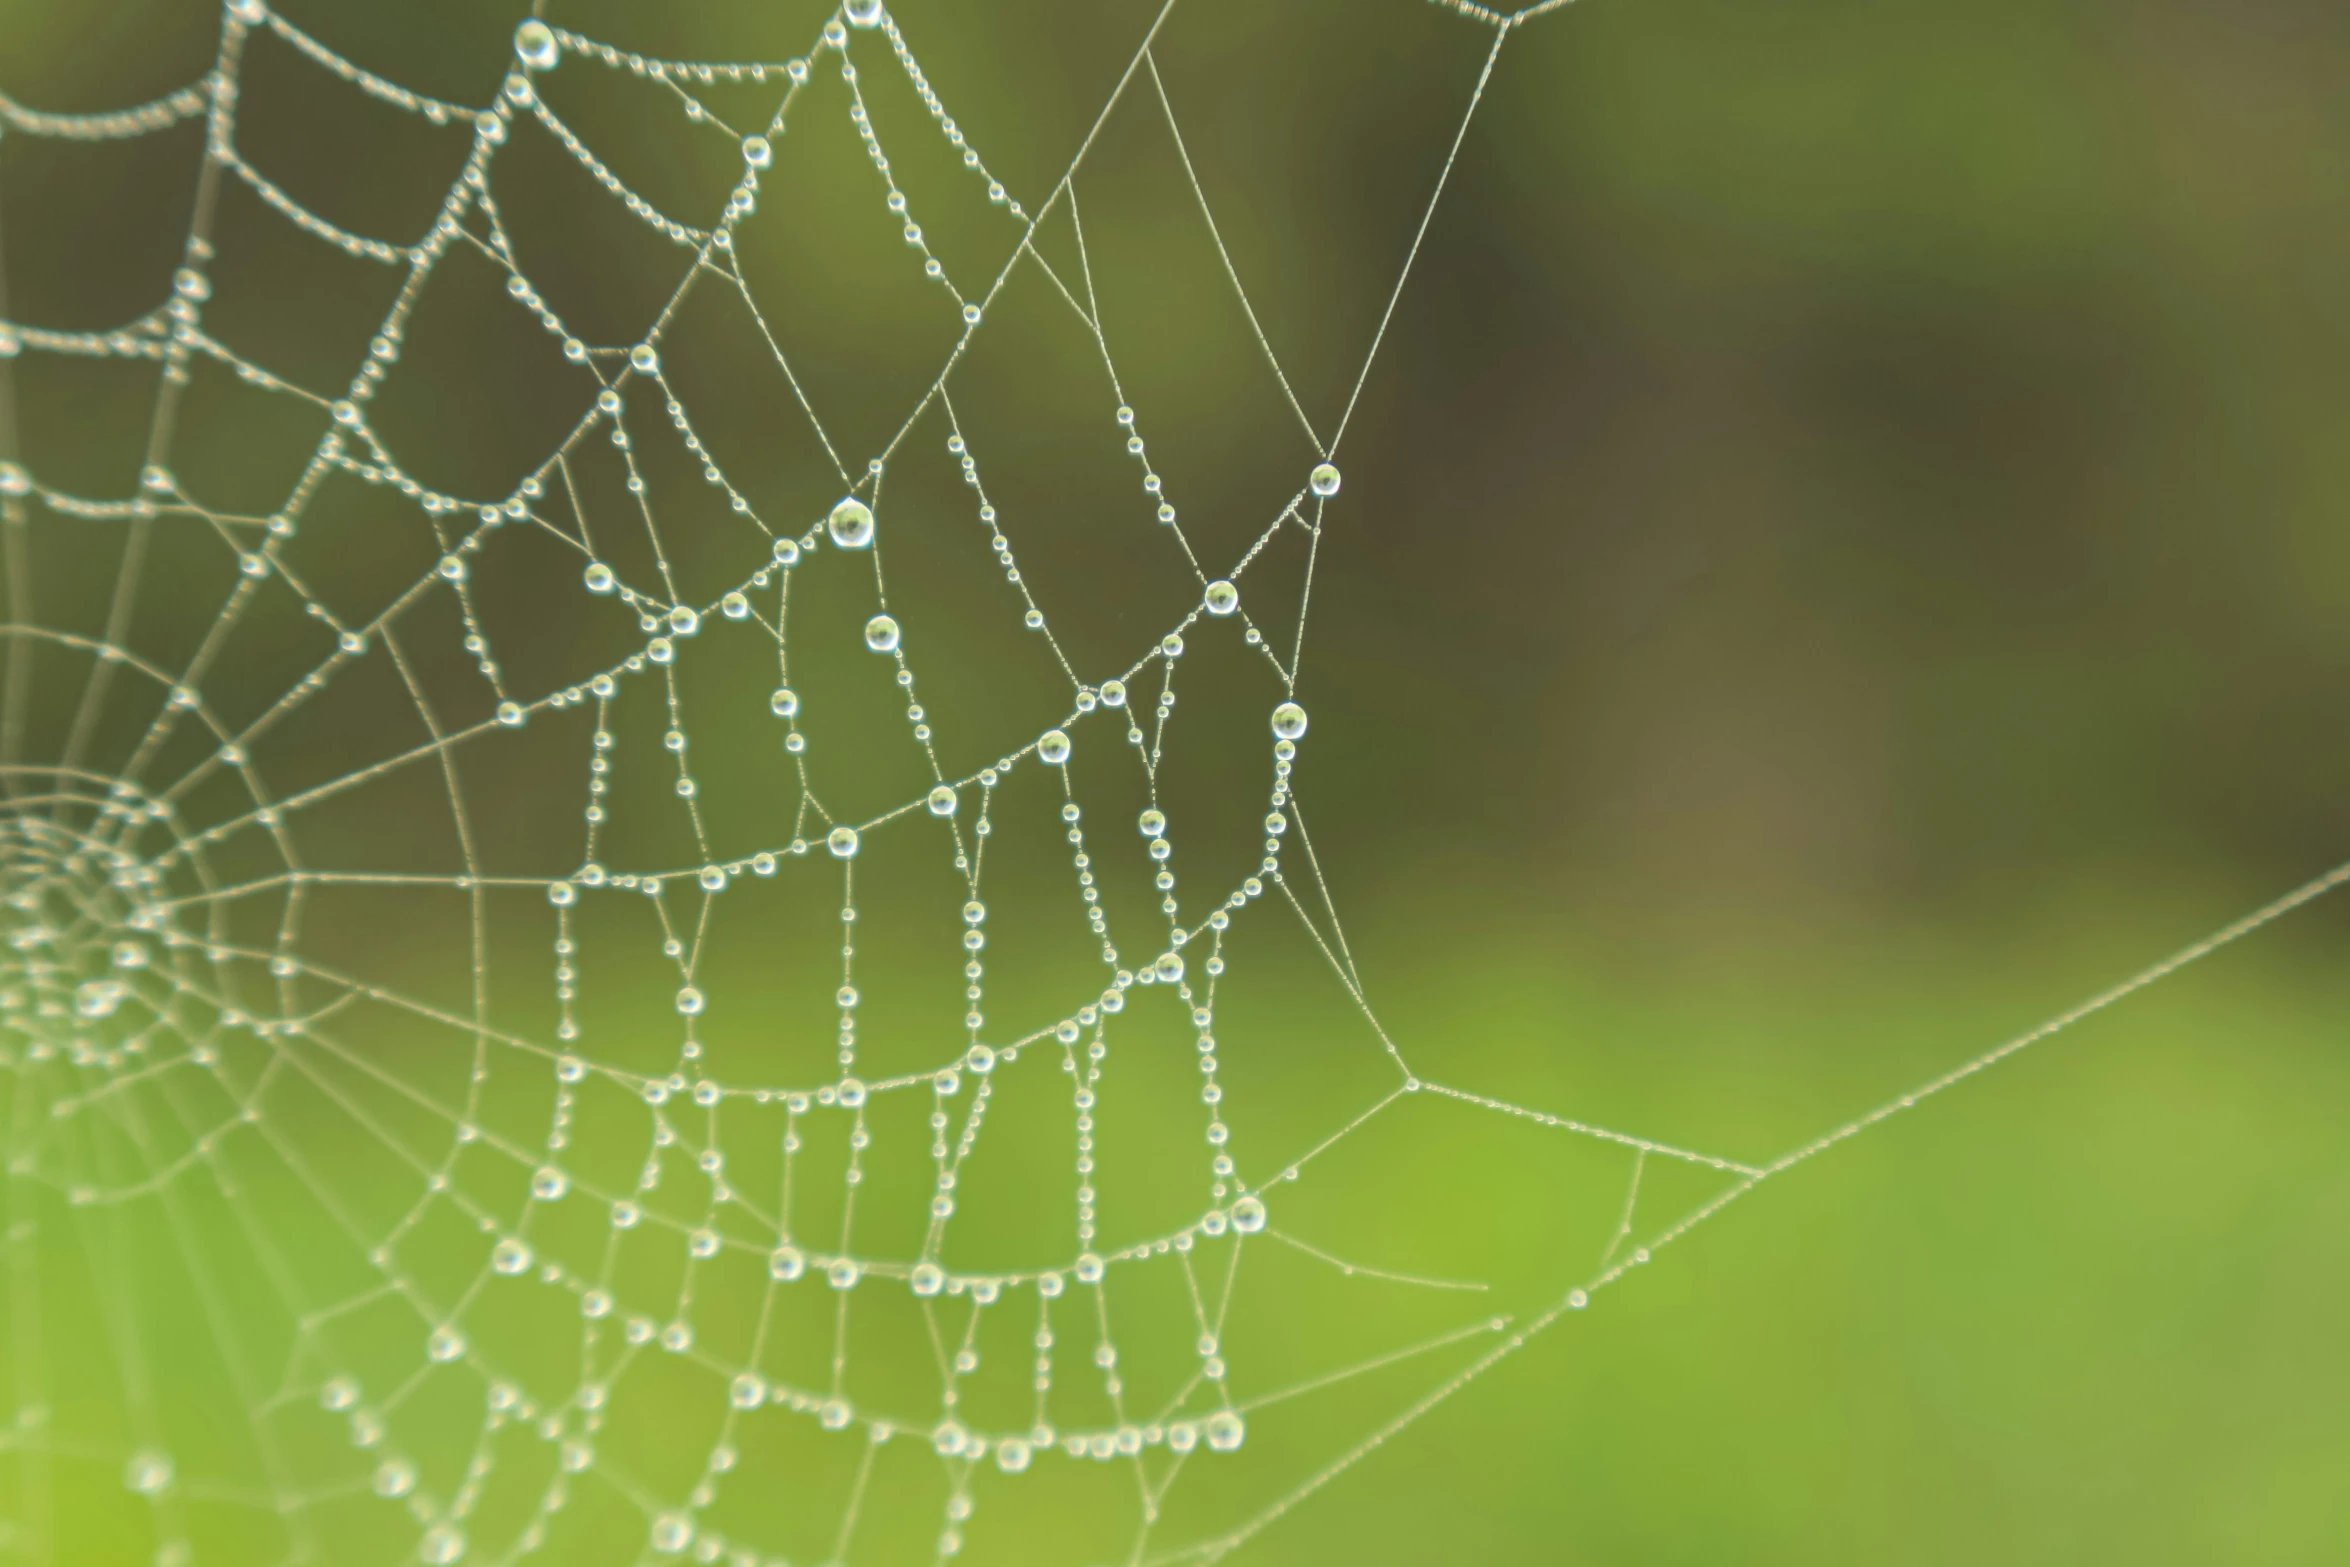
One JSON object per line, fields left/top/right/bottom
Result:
{"left": 864, "top": 614, "right": 900, "bottom": 653}
{"left": 910, "top": 1261, "right": 945, "bottom": 1297}
{"left": 1099, "top": 678, "right": 1127, "bottom": 708}
{"left": 827, "top": 825, "right": 860, "bottom": 858}
{"left": 742, "top": 135, "right": 773, "bottom": 170}
{"left": 827, "top": 497, "right": 875, "bottom": 549}
{"left": 514, "top": 19, "right": 559, "bottom": 70}
{"left": 1203, "top": 580, "right": 1239, "bottom": 616}
{"left": 1271, "top": 701, "right": 1308, "bottom": 741}
{"left": 583, "top": 562, "right": 614, "bottom": 593}
{"left": 720, "top": 591, "right": 749, "bottom": 620}
{"left": 1038, "top": 729, "right": 1071, "bottom": 766}
{"left": 629, "top": 342, "right": 659, "bottom": 374}
{"left": 730, "top": 1372, "right": 767, "bottom": 1409}
{"left": 965, "top": 1043, "right": 996, "bottom": 1074}
{"left": 1309, "top": 461, "right": 1341, "bottom": 498}
{"left": 1073, "top": 1252, "right": 1105, "bottom": 1285}
{"left": 649, "top": 1512, "right": 693, "bottom": 1556}
{"left": 926, "top": 784, "right": 957, "bottom": 817}
{"left": 770, "top": 687, "right": 798, "bottom": 719}
{"left": 1204, "top": 1410, "right": 1246, "bottom": 1453}
{"left": 1138, "top": 809, "right": 1166, "bottom": 839}
{"left": 770, "top": 1245, "right": 805, "bottom": 1282}
{"left": 676, "top": 986, "right": 706, "bottom": 1016}
{"left": 123, "top": 1450, "right": 172, "bottom": 1495}
{"left": 845, "top": 0, "right": 885, "bottom": 27}
{"left": 1231, "top": 1195, "right": 1267, "bottom": 1233}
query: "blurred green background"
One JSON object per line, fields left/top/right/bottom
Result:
{"left": 4, "top": 0, "right": 2350, "bottom": 1564}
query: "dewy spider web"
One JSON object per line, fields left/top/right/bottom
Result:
{"left": 0, "top": 2, "right": 2342, "bottom": 1564}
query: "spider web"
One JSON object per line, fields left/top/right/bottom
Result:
{"left": 2, "top": 2, "right": 2342, "bottom": 1565}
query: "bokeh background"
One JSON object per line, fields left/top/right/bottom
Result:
{"left": 4, "top": 0, "right": 2349, "bottom": 1564}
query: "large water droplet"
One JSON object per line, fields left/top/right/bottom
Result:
{"left": 1203, "top": 580, "right": 1239, "bottom": 616}
{"left": 1038, "top": 729, "right": 1071, "bottom": 766}
{"left": 1270, "top": 702, "right": 1308, "bottom": 741}
{"left": 122, "top": 1450, "right": 172, "bottom": 1495}
{"left": 926, "top": 784, "right": 957, "bottom": 817}
{"left": 827, "top": 825, "right": 860, "bottom": 859}
{"left": 827, "top": 497, "right": 874, "bottom": 549}
{"left": 514, "top": 19, "right": 558, "bottom": 70}
{"left": 1308, "top": 462, "right": 1341, "bottom": 498}
{"left": 864, "top": 614, "right": 900, "bottom": 653}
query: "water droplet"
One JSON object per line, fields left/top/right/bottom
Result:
{"left": 846, "top": 0, "right": 885, "bottom": 27}
{"left": 373, "top": 1457, "right": 416, "bottom": 1497}
{"left": 769, "top": 1245, "right": 805, "bottom": 1282}
{"left": 1230, "top": 1195, "right": 1266, "bottom": 1233}
{"left": 532, "top": 1166, "right": 568, "bottom": 1200}
{"left": 492, "top": 1237, "right": 532, "bottom": 1275}
{"left": 1073, "top": 1252, "right": 1105, "bottom": 1285}
{"left": 0, "top": 462, "right": 29, "bottom": 497}
{"left": 1038, "top": 729, "right": 1071, "bottom": 766}
{"left": 819, "top": 1396, "right": 853, "bottom": 1430}
{"left": 321, "top": 1376, "right": 360, "bottom": 1411}
{"left": 730, "top": 1372, "right": 767, "bottom": 1409}
{"left": 74, "top": 978, "right": 126, "bottom": 1020}
{"left": 420, "top": 1524, "right": 467, "bottom": 1564}
{"left": 547, "top": 881, "right": 576, "bottom": 908}
{"left": 1155, "top": 952, "right": 1184, "bottom": 983}
{"left": 438, "top": 555, "right": 465, "bottom": 583}
{"left": 828, "top": 1258, "right": 862, "bottom": 1290}
{"left": 668, "top": 605, "right": 699, "bottom": 637}
{"left": 1271, "top": 701, "right": 1308, "bottom": 741}
{"left": 1138, "top": 809, "right": 1166, "bottom": 839}
{"left": 742, "top": 134, "right": 773, "bottom": 171}
{"left": 995, "top": 1436, "right": 1032, "bottom": 1473}
{"left": 496, "top": 701, "right": 525, "bottom": 728}
{"left": 965, "top": 1043, "right": 996, "bottom": 1074}
{"left": 770, "top": 687, "right": 798, "bottom": 719}
{"left": 1309, "top": 462, "right": 1341, "bottom": 498}
{"left": 123, "top": 1450, "right": 172, "bottom": 1495}
{"left": 773, "top": 537, "right": 801, "bottom": 567}
{"left": 699, "top": 865, "right": 727, "bottom": 893}
{"left": 675, "top": 986, "right": 705, "bottom": 1016}
{"left": 1099, "top": 678, "right": 1127, "bottom": 708}
{"left": 629, "top": 342, "right": 658, "bottom": 375}
{"left": 1204, "top": 1410, "right": 1246, "bottom": 1452}
{"left": 827, "top": 497, "right": 874, "bottom": 549}
{"left": 427, "top": 1324, "right": 465, "bottom": 1363}
{"left": 720, "top": 591, "right": 749, "bottom": 620}
{"left": 827, "top": 825, "right": 860, "bottom": 858}
{"left": 911, "top": 1261, "right": 945, "bottom": 1297}
{"left": 1203, "top": 580, "right": 1239, "bottom": 616}
{"left": 514, "top": 20, "right": 558, "bottom": 70}
{"left": 926, "top": 784, "right": 957, "bottom": 817}
{"left": 112, "top": 941, "right": 149, "bottom": 970}
{"left": 228, "top": 0, "right": 267, "bottom": 24}
{"left": 864, "top": 614, "right": 900, "bottom": 653}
